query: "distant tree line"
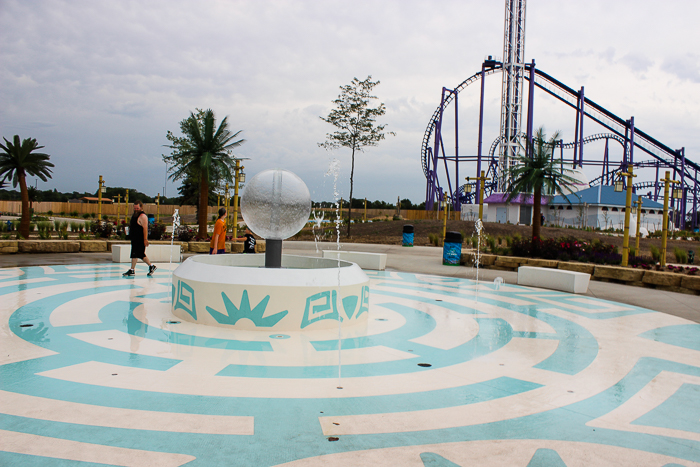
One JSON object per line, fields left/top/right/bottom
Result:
{"left": 312, "top": 198, "right": 425, "bottom": 210}
{"left": 0, "top": 187, "right": 178, "bottom": 205}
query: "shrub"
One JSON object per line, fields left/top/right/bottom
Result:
{"left": 673, "top": 247, "right": 688, "bottom": 264}
{"left": 90, "top": 221, "right": 113, "bottom": 238}
{"left": 53, "top": 220, "right": 61, "bottom": 231}
{"left": 28, "top": 223, "right": 36, "bottom": 232}
{"left": 47, "top": 210, "right": 53, "bottom": 216}
{"left": 148, "top": 223, "right": 166, "bottom": 240}
{"left": 649, "top": 245, "right": 661, "bottom": 262}
{"left": 176, "top": 226, "right": 197, "bottom": 242}
{"left": 70, "top": 211, "right": 79, "bottom": 217}
{"left": 82, "top": 213, "right": 90, "bottom": 219}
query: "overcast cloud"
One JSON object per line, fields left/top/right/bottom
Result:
{"left": 1, "top": 0, "right": 698, "bottom": 204}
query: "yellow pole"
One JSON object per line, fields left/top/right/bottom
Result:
{"left": 156, "top": 193, "right": 160, "bottom": 223}
{"left": 217, "top": 194, "right": 220, "bottom": 213}
{"left": 125, "top": 189, "right": 129, "bottom": 221}
{"left": 98, "top": 175, "right": 103, "bottom": 221}
{"left": 224, "top": 182, "right": 230, "bottom": 233}
{"left": 621, "top": 166, "right": 635, "bottom": 267}
{"left": 660, "top": 171, "right": 680, "bottom": 267}
{"left": 364, "top": 198, "right": 367, "bottom": 222}
{"left": 232, "top": 160, "right": 243, "bottom": 239}
{"left": 116, "top": 194, "right": 121, "bottom": 226}
{"left": 634, "top": 195, "right": 642, "bottom": 255}
{"left": 466, "top": 171, "right": 490, "bottom": 223}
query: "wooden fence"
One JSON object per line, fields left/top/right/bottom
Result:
{"left": 1, "top": 201, "right": 462, "bottom": 222}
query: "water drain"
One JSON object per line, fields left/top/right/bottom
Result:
{"left": 328, "top": 437, "right": 339, "bottom": 442}
{"left": 269, "top": 334, "right": 290, "bottom": 340}
{"left": 19, "top": 324, "right": 34, "bottom": 327}
{"left": 166, "top": 320, "right": 181, "bottom": 324}
{"left": 417, "top": 363, "right": 432, "bottom": 367}
{"left": 375, "top": 318, "right": 387, "bottom": 321}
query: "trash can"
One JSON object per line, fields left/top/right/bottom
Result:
{"left": 442, "top": 231, "right": 463, "bottom": 266}
{"left": 402, "top": 225, "right": 414, "bottom": 247}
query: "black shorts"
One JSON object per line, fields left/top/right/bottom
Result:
{"left": 130, "top": 243, "right": 146, "bottom": 259}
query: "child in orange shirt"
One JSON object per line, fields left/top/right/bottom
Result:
{"left": 209, "top": 208, "right": 227, "bottom": 254}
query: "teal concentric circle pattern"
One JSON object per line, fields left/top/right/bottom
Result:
{"left": 1, "top": 264, "right": 699, "bottom": 466}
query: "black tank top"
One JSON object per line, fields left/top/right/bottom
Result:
{"left": 130, "top": 211, "right": 145, "bottom": 243}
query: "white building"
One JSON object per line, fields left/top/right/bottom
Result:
{"left": 546, "top": 185, "right": 667, "bottom": 232}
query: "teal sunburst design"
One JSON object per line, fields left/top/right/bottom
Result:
{"left": 206, "top": 290, "right": 288, "bottom": 327}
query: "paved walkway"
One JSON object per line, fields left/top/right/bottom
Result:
{"left": 3, "top": 241, "right": 697, "bottom": 323}
{"left": 1, "top": 244, "right": 699, "bottom": 466}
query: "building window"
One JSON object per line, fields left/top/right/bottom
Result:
{"left": 558, "top": 206, "right": 563, "bottom": 210}
{"left": 566, "top": 206, "right": 572, "bottom": 210}
{"left": 601, "top": 206, "right": 608, "bottom": 211}
{"left": 549, "top": 206, "right": 555, "bottom": 210}
{"left": 612, "top": 207, "right": 619, "bottom": 212}
{"left": 641, "top": 209, "right": 646, "bottom": 214}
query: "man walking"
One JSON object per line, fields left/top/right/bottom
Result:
{"left": 122, "top": 200, "right": 156, "bottom": 277}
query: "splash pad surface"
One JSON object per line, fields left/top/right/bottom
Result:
{"left": 1, "top": 263, "right": 699, "bottom": 466}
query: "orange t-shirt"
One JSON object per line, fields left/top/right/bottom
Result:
{"left": 210, "top": 218, "right": 227, "bottom": 250}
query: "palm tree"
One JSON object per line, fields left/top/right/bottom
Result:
{"left": 165, "top": 109, "right": 244, "bottom": 239}
{"left": 505, "top": 127, "right": 581, "bottom": 248}
{"left": 0, "top": 136, "right": 54, "bottom": 238}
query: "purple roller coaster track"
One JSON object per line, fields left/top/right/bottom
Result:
{"left": 422, "top": 59, "right": 699, "bottom": 230}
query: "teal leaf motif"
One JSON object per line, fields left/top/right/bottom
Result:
{"left": 206, "top": 290, "right": 288, "bottom": 327}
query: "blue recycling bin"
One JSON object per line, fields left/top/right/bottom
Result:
{"left": 442, "top": 231, "right": 463, "bottom": 266}
{"left": 402, "top": 224, "right": 414, "bottom": 247}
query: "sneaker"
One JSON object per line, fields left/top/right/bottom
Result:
{"left": 147, "top": 265, "right": 157, "bottom": 276}
{"left": 122, "top": 269, "right": 135, "bottom": 277}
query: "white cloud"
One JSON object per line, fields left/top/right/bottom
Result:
{"left": 1, "top": 0, "right": 698, "bottom": 204}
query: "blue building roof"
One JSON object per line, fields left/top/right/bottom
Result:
{"left": 549, "top": 185, "right": 664, "bottom": 209}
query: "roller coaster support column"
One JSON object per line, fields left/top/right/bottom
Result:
{"left": 679, "top": 147, "right": 686, "bottom": 228}
{"left": 526, "top": 60, "right": 535, "bottom": 153}
{"left": 634, "top": 195, "right": 642, "bottom": 255}
{"left": 476, "top": 63, "right": 486, "bottom": 199}
{"left": 660, "top": 171, "right": 680, "bottom": 267}
{"left": 629, "top": 117, "right": 635, "bottom": 167}
{"left": 578, "top": 87, "right": 584, "bottom": 167}
{"left": 467, "top": 171, "right": 491, "bottom": 222}
{"left": 615, "top": 166, "right": 636, "bottom": 267}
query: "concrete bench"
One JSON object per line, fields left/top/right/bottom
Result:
{"left": 112, "top": 244, "right": 182, "bottom": 263}
{"left": 517, "top": 266, "right": 590, "bottom": 294}
{"left": 322, "top": 250, "right": 387, "bottom": 271}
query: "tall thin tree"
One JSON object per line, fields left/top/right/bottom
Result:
{"left": 0, "top": 136, "right": 54, "bottom": 238}
{"left": 319, "top": 76, "right": 394, "bottom": 236}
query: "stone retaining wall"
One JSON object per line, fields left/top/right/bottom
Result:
{"left": 460, "top": 251, "right": 699, "bottom": 295}
{"left": 1, "top": 239, "right": 266, "bottom": 255}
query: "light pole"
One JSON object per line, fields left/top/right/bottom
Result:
{"left": 634, "top": 195, "right": 642, "bottom": 255}
{"left": 660, "top": 171, "right": 680, "bottom": 267}
{"left": 614, "top": 166, "right": 636, "bottom": 266}
{"left": 231, "top": 159, "right": 246, "bottom": 239}
{"left": 156, "top": 193, "right": 160, "bottom": 223}
{"left": 364, "top": 198, "right": 367, "bottom": 222}
{"left": 97, "top": 175, "right": 105, "bottom": 221}
{"left": 466, "top": 170, "right": 490, "bottom": 222}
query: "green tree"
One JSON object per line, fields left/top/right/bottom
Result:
{"left": 505, "top": 127, "right": 580, "bottom": 249}
{"left": 163, "top": 109, "right": 244, "bottom": 239}
{"left": 0, "top": 136, "right": 54, "bottom": 238}
{"left": 319, "top": 76, "right": 394, "bottom": 236}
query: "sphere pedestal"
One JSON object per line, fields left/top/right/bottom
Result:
{"left": 171, "top": 254, "right": 370, "bottom": 331}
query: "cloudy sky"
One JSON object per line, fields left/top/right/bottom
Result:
{"left": 2, "top": 0, "right": 698, "bottom": 205}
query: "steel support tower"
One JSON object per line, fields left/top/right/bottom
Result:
{"left": 498, "top": 0, "right": 527, "bottom": 191}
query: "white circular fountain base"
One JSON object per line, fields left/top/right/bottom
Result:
{"left": 171, "top": 254, "right": 370, "bottom": 331}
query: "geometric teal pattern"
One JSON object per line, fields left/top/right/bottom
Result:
{"left": 1, "top": 265, "right": 699, "bottom": 466}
